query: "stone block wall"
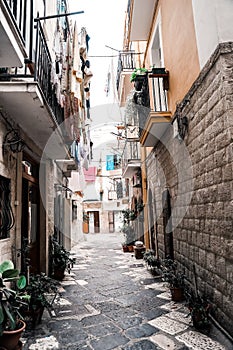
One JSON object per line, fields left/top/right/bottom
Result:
{"left": 146, "top": 43, "right": 233, "bottom": 337}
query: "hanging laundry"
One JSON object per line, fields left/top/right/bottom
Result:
{"left": 83, "top": 167, "right": 96, "bottom": 182}
{"left": 104, "top": 71, "right": 111, "bottom": 97}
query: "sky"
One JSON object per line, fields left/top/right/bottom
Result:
{"left": 68, "top": 0, "right": 128, "bottom": 106}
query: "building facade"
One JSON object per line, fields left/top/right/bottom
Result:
{"left": 0, "top": 0, "right": 92, "bottom": 273}
{"left": 118, "top": 0, "right": 233, "bottom": 337}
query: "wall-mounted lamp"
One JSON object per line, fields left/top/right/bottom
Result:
{"left": 3, "top": 130, "right": 25, "bottom": 153}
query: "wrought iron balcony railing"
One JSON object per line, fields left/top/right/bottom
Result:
{"left": 116, "top": 50, "right": 136, "bottom": 90}
{"left": 130, "top": 70, "right": 169, "bottom": 133}
{"left": 121, "top": 140, "right": 141, "bottom": 176}
{"left": 3, "top": 0, "right": 28, "bottom": 45}
{"left": 0, "top": 17, "right": 64, "bottom": 127}
{"left": 148, "top": 71, "right": 169, "bottom": 112}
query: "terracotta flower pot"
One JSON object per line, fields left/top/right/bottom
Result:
{"left": 127, "top": 245, "right": 134, "bottom": 252}
{"left": 170, "top": 287, "right": 184, "bottom": 302}
{"left": 122, "top": 245, "right": 129, "bottom": 253}
{"left": 53, "top": 267, "right": 65, "bottom": 281}
{"left": 0, "top": 320, "right": 26, "bottom": 350}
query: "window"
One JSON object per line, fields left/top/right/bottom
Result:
{"left": 0, "top": 176, "right": 14, "bottom": 239}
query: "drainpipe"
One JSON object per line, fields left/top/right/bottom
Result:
{"left": 141, "top": 146, "right": 149, "bottom": 248}
{"left": 14, "top": 152, "right": 23, "bottom": 270}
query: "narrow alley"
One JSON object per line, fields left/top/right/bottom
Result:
{"left": 22, "top": 233, "right": 232, "bottom": 350}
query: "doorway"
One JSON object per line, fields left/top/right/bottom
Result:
{"left": 21, "top": 157, "right": 40, "bottom": 274}
{"left": 108, "top": 211, "right": 115, "bottom": 233}
{"left": 87, "top": 211, "right": 100, "bottom": 233}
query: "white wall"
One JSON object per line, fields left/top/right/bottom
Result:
{"left": 192, "top": 0, "right": 233, "bottom": 68}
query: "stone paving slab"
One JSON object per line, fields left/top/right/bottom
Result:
{"left": 121, "top": 339, "right": 160, "bottom": 350}
{"left": 176, "top": 330, "right": 226, "bottom": 350}
{"left": 150, "top": 333, "right": 182, "bottom": 350}
{"left": 166, "top": 311, "right": 191, "bottom": 325}
{"left": 89, "top": 333, "right": 129, "bottom": 350}
{"left": 125, "top": 323, "right": 159, "bottom": 339}
{"left": 148, "top": 315, "right": 190, "bottom": 335}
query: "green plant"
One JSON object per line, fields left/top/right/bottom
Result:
{"left": 122, "top": 209, "right": 137, "bottom": 222}
{"left": 25, "top": 273, "right": 58, "bottom": 311}
{"left": 0, "top": 260, "right": 28, "bottom": 335}
{"left": 130, "top": 68, "right": 148, "bottom": 82}
{"left": 51, "top": 236, "right": 76, "bottom": 274}
{"left": 161, "top": 259, "right": 185, "bottom": 288}
{"left": 136, "top": 203, "right": 144, "bottom": 213}
{"left": 143, "top": 250, "right": 161, "bottom": 268}
{"left": 185, "top": 289, "right": 211, "bottom": 329}
{"left": 185, "top": 264, "right": 211, "bottom": 329}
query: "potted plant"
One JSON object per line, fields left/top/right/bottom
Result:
{"left": 122, "top": 208, "right": 137, "bottom": 222}
{"left": 185, "top": 264, "right": 211, "bottom": 330}
{"left": 121, "top": 224, "right": 135, "bottom": 252}
{"left": 50, "top": 236, "right": 76, "bottom": 281}
{"left": 161, "top": 258, "right": 185, "bottom": 301}
{"left": 20, "top": 273, "right": 59, "bottom": 329}
{"left": 130, "top": 68, "right": 148, "bottom": 91}
{"left": 0, "top": 260, "right": 28, "bottom": 350}
{"left": 143, "top": 250, "right": 161, "bottom": 275}
{"left": 185, "top": 288, "right": 211, "bottom": 330}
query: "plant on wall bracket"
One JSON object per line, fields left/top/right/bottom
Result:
{"left": 130, "top": 68, "right": 148, "bottom": 82}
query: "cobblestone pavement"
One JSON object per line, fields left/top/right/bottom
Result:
{"left": 22, "top": 233, "right": 233, "bottom": 350}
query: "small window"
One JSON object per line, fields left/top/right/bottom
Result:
{"left": 0, "top": 176, "right": 14, "bottom": 239}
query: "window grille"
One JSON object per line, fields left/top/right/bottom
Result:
{"left": 0, "top": 176, "right": 15, "bottom": 239}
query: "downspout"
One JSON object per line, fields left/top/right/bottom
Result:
{"left": 141, "top": 146, "right": 149, "bottom": 249}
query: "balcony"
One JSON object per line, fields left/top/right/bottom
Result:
{"left": 122, "top": 140, "right": 141, "bottom": 178}
{"left": 0, "top": 0, "right": 27, "bottom": 67}
{"left": 135, "top": 70, "right": 172, "bottom": 147}
{"left": 116, "top": 50, "right": 136, "bottom": 95}
{"left": 126, "top": 0, "right": 157, "bottom": 42}
{"left": 0, "top": 18, "right": 71, "bottom": 153}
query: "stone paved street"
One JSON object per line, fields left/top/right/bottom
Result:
{"left": 22, "top": 233, "right": 233, "bottom": 350}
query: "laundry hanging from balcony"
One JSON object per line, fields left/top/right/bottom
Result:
{"left": 50, "top": 21, "right": 93, "bottom": 171}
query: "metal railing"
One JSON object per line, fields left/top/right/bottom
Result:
{"left": 3, "top": 0, "right": 28, "bottom": 44}
{"left": 148, "top": 72, "right": 169, "bottom": 112}
{"left": 121, "top": 140, "right": 141, "bottom": 175}
{"left": 131, "top": 71, "right": 169, "bottom": 132}
{"left": 0, "top": 16, "right": 64, "bottom": 127}
{"left": 34, "top": 20, "right": 64, "bottom": 126}
{"left": 116, "top": 50, "right": 136, "bottom": 90}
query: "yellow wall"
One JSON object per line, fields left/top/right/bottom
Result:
{"left": 161, "top": 0, "right": 200, "bottom": 112}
